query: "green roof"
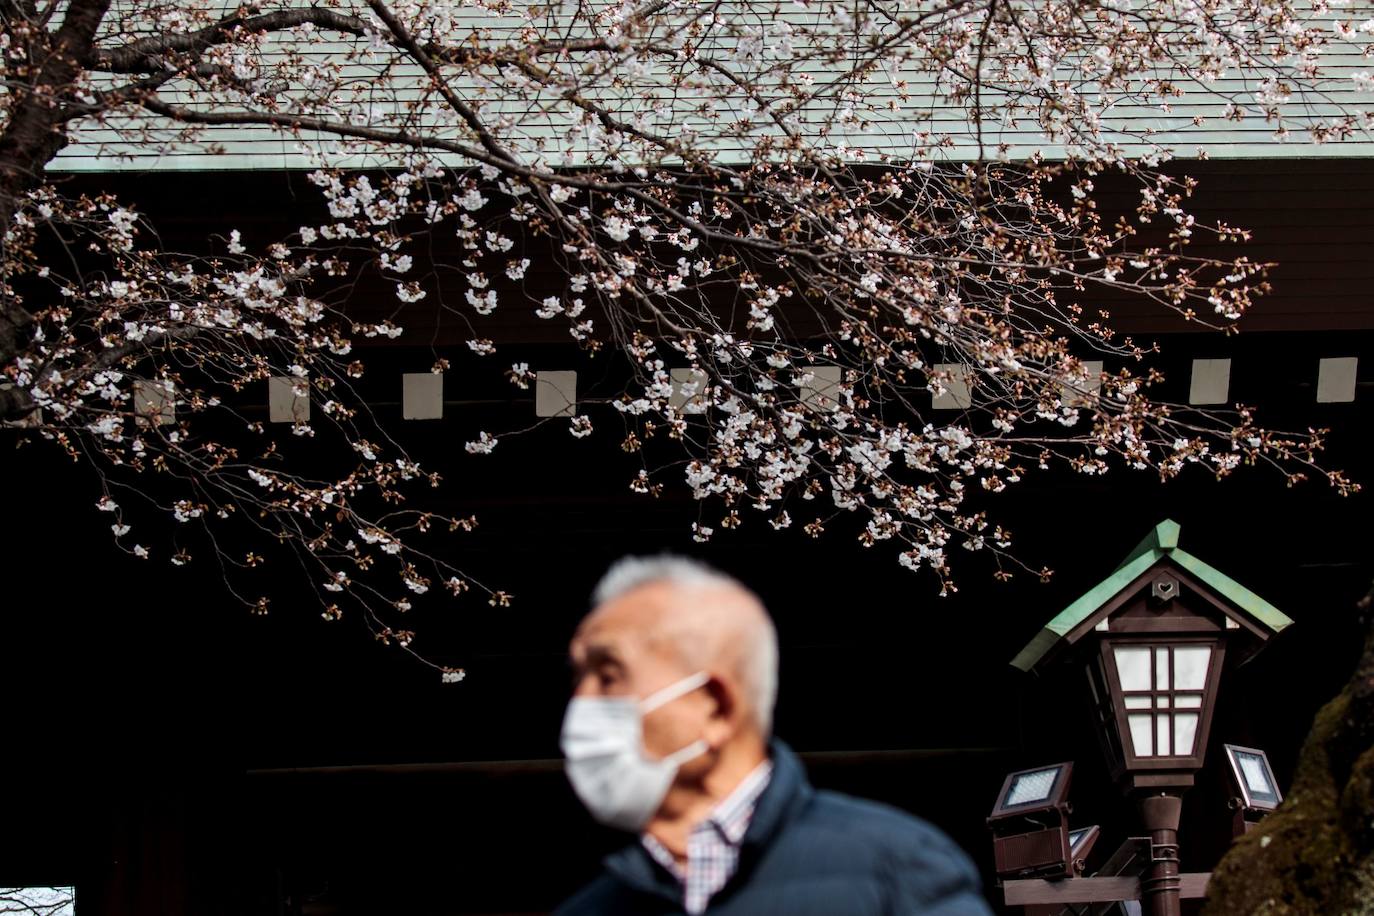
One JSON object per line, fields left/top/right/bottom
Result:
{"left": 1011, "top": 520, "right": 1293, "bottom": 673}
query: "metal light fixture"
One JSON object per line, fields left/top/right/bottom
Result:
{"left": 1223, "top": 744, "right": 1282, "bottom": 836}
{"left": 1087, "top": 628, "right": 1226, "bottom": 790}
{"left": 988, "top": 762, "right": 1076, "bottom": 880}
{"left": 1068, "top": 824, "right": 1102, "bottom": 872}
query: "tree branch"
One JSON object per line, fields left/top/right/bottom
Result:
{"left": 89, "top": 8, "right": 374, "bottom": 74}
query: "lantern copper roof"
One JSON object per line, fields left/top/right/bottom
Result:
{"left": 1011, "top": 520, "right": 1293, "bottom": 674}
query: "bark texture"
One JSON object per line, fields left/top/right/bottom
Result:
{"left": 0, "top": 0, "right": 112, "bottom": 379}
{"left": 1203, "top": 595, "right": 1374, "bottom": 915}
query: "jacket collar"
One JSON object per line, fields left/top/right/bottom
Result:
{"left": 602, "top": 739, "right": 812, "bottom": 903}
{"left": 740, "top": 739, "right": 812, "bottom": 852}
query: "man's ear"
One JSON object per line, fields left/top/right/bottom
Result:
{"left": 702, "top": 674, "right": 739, "bottom": 747}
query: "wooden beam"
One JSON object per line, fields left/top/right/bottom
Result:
{"left": 1004, "top": 876, "right": 1139, "bottom": 906}
{"left": 1180, "top": 873, "right": 1211, "bottom": 899}
{"left": 1003, "top": 873, "right": 1211, "bottom": 906}
{"left": 245, "top": 746, "right": 1014, "bottom": 777}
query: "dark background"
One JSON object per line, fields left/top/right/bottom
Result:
{"left": 3, "top": 162, "right": 1373, "bottom": 914}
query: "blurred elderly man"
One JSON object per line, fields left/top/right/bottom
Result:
{"left": 556, "top": 555, "right": 993, "bottom": 916}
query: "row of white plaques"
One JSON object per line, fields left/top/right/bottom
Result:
{"left": 385, "top": 356, "right": 1361, "bottom": 421}
{"left": 34, "top": 356, "right": 1359, "bottom": 427}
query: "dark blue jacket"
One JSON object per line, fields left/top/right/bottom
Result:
{"left": 555, "top": 741, "right": 995, "bottom": 916}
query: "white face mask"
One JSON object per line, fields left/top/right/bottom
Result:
{"left": 561, "top": 671, "right": 711, "bottom": 832}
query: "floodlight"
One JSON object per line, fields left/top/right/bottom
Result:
{"left": 991, "top": 763, "right": 1073, "bottom": 818}
{"left": 987, "top": 763, "right": 1076, "bottom": 880}
{"left": 1224, "top": 744, "right": 1282, "bottom": 836}
{"left": 1067, "top": 824, "right": 1101, "bottom": 873}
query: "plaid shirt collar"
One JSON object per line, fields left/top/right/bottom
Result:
{"left": 710, "top": 758, "right": 773, "bottom": 842}
{"left": 641, "top": 759, "right": 774, "bottom": 913}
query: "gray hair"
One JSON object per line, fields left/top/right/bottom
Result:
{"left": 592, "top": 554, "right": 779, "bottom": 736}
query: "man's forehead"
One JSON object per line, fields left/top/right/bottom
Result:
{"left": 572, "top": 585, "right": 675, "bottom": 653}
{"left": 571, "top": 618, "right": 634, "bottom": 656}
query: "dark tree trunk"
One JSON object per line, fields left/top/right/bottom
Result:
{"left": 0, "top": 0, "right": 111, "bottom": 374}
{"left": 1203, "top": 589, "right": 1374, "bottom": 914}
{"left": 0, "top": 0, "right": 110, "bottom": 223}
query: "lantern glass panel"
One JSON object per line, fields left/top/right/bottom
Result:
{"left": 1173, "top": 646, "right": 1211, "bottom": 691}
{"left": 1115, "top": 647, "right": 1152, "bottom": 691}
{"left": 1174, "top": 712, "right": 1199, "bottom": 755}
{"left": 1101, "top": 637, "right": 1223, "bottom": 769}
{"left": 1088, "top": 660, "right": 1123, "bottom": 767}
{"left": 1128, "top": 714, "right": 1154, "bottom": 756}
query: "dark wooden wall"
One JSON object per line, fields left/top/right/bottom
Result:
{"left": 50, "top": 158, "right": 1374, "bottom": 341}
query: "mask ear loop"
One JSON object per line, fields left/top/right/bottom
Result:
{"left": 662, "top": 737, "right": 710, "bottom": 767}
{"left": 640, "top": 672, "right": 713, "bottom": 769}
{"left": 639, "top": 670, "right": 711, "bottom": 713}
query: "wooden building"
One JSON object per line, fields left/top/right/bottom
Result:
{"left": 4, "top": 61, "right": 1374, "bottom": 916}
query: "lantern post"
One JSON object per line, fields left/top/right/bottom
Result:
{"left": 1010, "top": 520, "right": 1292, "bottom": 916}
